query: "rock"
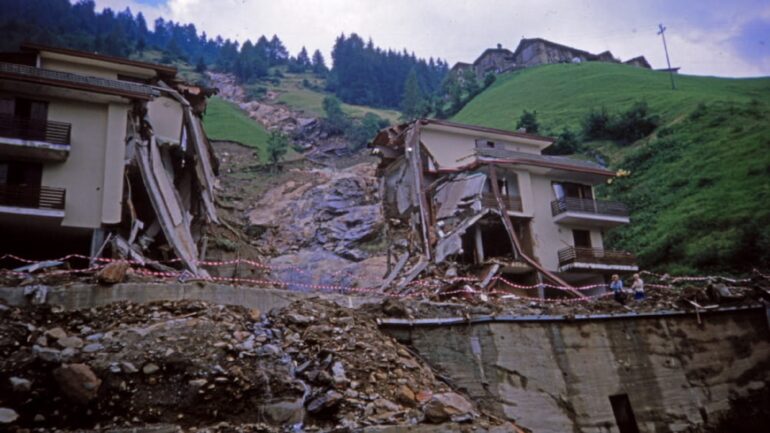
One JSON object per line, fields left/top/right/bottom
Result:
{"left": 373, "top": 398, "right": 402, "bottom": 413}
{"left": 331, "top": 361, "right": 348, "bottom": 385}
{"left": 306, "top": 389, "right": 344, "bottom": 415}
{"left": 142, "top": 363, "right": 160, "bottom": 375}
{"left": 53, "top": 363, "right": 102, "bottom": 404}
{"left": 61, "top": 347, "right": 78, "bottom": 361}
{"left": 382, "top": 298, "right": 409, "bottom": 318}
{"left": 33, "top": 345, "right": 62, "bottom": 363}
{"left": 9, "top": 377, "right": 31, "bottom": 393}
{"left": 121, "top": 361, "right": 138, "bottom": 373}
{"left": 188, "top": 378, "right": 207, "bottom": 388}
{"left": 259, "top": 397, "right": 305, "bottom": 424}
{"left": 57, "top": 335, "right": 84, "bottom": 349}
{"left": 257, "top": 344, "right": 281, "bottom": 357}
{"left": 423, "top": 392, "right": 475, "bottom": 423}
{"left": 286, "top": 313, "right": 313, "bottom": 325}
{"left": 96, "top": 261, "right": 130, "bottom": 284}
{"left": 0, "top": 408, "right": 19, "bottom": 424}
{"left": 82, "top": 343, "right": 104, "bottom": 353}
{"left": 396, "top": 384, "right": 416, "bottom": 406}
{"left": 45, "top": 327, "right": 68, "bottom": 340}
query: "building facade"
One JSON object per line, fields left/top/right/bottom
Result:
{"left": 0, "top": 43, "right": 217, "bottom": 273}
{"left": 371, "top": 119, "right": 636, "bottom": 296}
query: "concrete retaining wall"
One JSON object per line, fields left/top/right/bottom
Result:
{"left": 0, "top": 282, "right": 380, "bottom": 312}
{"left": 383, "top": 309, "right": 770, "bottom": 433}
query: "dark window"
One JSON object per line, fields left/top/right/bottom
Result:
{"left": 554, "top": 181, "right": 593, "bottom": 199}
{"left": 609, "top": 394, "right": 640, "bottom": 433}
{"left": 0, "top": 160, "right": 42, "bottom": 187}
{"left": 573, "top": 229, "right": 592, "bottom": 248}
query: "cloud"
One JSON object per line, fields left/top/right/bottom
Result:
{"left": 91, "top": 0, "right": 770, "bottom": 77}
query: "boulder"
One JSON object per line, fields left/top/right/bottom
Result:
{"left": 97, "top": 261, "right": 130, "bottom": 284}
{"left": 53, "top": 363, "right": 102, "bottom": 404}
{"left": 422, "top": 392, "right": 475, "bottom": 423}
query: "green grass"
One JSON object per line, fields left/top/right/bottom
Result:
{"left": 452, "top": 62, "right": 770, "bottom": 274}
{"left": 203, "top": 96, "right": 271, "bottom": 158}
{"left": 250, "top": 70, "right": 401, "bottom": 123}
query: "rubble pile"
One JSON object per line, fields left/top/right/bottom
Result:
{"left": 0, "top": 298, "right": 521, "bottom": 432}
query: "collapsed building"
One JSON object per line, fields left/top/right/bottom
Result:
{"left": 0, "top": 43, "right": 218, "bottom": 274}
{"left": 371, "top": 119, "right": 636, "bottom": 296}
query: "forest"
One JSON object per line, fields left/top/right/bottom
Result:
{"left": 0, "top": 0, "right": 448, "bottom": 111}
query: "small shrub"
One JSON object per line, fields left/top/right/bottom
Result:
{"left": 543, "top": 128, "right": 581, "bottom": 155}
{"left": 516, "top": 110, "right": 540, "bottom": 133}
{"left": 610, "top": 101, "right": 659, "bottom": 144}
{"left": 689, "top": 102, "right": 708, "bottom": 121}
{"left": 582, "top": 106, "right": 612, "bottom": 139}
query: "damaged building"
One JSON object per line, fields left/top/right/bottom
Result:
{"left": 0, "top": 43, "right": 218, "bottom": 274}
{"left": 371, "top": 119, "right": 636, "bottom": 296}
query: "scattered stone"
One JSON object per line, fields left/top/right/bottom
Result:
{"left": 121, "top": 361, "right": 138, "bottom": 373}
{"left": 396, "top": 385, "right": 416, "bottom": 406}
{"left": 423, "top": 392, "right": 475, "bottom": 423}
{"left": 83, "top": 343, "right": 105, "bottom": 353}
{"left": 96, "top": 261, "right": 130, "bottom": 284}
{"left": 306, "top": 389, "right": 343, "bottom": 415}
{"left": 381, "top": 298, "right": 409, "bottom": 318}
{"left": 286, "top": 312, "right": 313, "bottom": 325}
{"left": 33, "top": 345, "right": 62, "bottom": 363}
{"left": 0, "top": 408, "right": 19, "bottom": 424}
{"left": 45, "top": 327, "right": 68, "bottom": 340}
{"left": 57, "top": 335, "right": 84, "bottom": 349}
{"left": 143, "top": 363, "right": 160, "bottom": 375}
{"left": 9, "top": 377, "right": 31, "bottom": 393}
{"left": 53, "top": 363, "right": 102, "bottom": 404}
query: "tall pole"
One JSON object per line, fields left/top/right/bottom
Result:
{"left": 658, "top": 24, "right": 676, "bottom": 90}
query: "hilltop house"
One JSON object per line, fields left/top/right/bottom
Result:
{"left": 0, "top": 43, "right": 218, "bottom": 274}
{"left": 370, "top": 119, "right": 636, "bottom": 297}
{"left": 452, "top": 38, "right": 651, "bottom": 80}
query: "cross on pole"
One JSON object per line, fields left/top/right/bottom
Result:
{"left": 658, "top": 24, "right": 676, "bottom": 90}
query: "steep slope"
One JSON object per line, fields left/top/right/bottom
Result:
{"left": 453, "top": 63, "right": 770, "bottom": 274}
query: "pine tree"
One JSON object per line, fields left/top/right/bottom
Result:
{"left": 312, "top": 49, "right": 328, "bottom": 76}
{"left": 296, "top": 46, "right": 311, "bottom": 70}
{"left": 401, "top": 68, "right": 425, "bottom": 121}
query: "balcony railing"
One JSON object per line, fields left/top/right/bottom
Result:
{"left": 558, "top": 247, "right": 636, "bottom": 267}
{"left": 0, "top": 184, "right": 66, "bottom": 210}
{"left": 0, "top": 114, "right": 72, "bottom": 146}
{"left": 481, "top": 193, "right": 523, "bottom": 212}
{"left": 551, "top": 197, "right": 629, "bottom": 217}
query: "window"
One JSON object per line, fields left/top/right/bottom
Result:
{"left": 552, "top": 181, "right": 593, "bottom": 200}
{"left": 609, "top": 394, "right": 640, "bottom": 433}
{"left": 475, "top": 139, "right": 497, "bottom": 149}
{"left": 573, "top": 229, "right": 592, "bottom": 248}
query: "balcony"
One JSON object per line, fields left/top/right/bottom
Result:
{"left": 551, "top": 197, "right": 630, "bottom": 227}
{"left": 481, "top": 193, "right": 523, "bottom": 212}
{"left": 0, "top": 184, "right": 66, "bottom": 218}
{"left": 557, "top": 247, "right": 638, "bottom": 272}
{"left": 0, "top": 114, "right": 71, "bottom": 161}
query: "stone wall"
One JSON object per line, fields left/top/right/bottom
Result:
{"left": 384, "top": 309, "right": 770, "bottom": 433}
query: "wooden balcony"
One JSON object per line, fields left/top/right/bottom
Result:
{"left": 0, "top": 114, "right": 71, "bottom": 146}
{"left": 0, "top": 184, "right": 66, "bottom": 212}
{"left": 551, "top": 197, "right": 630, "bottom": 227}
{"left": 481, "top": 193, "right": 523, "bottom": 212}
{"left": 558, "top": 247, "right": 637, "bottom": 271}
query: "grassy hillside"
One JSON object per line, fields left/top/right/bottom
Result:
{"left": 248, "top": 70, "right": 401, "bottom": 123}
{"left": 453, "top": 62, "right": 770, "bottom": 274}
{"left": 203, "top": 96, "right": 271, "bottom": 158}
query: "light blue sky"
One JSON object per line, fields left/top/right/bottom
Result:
{"left": 93, "top": 0, "right": 770, "bottom": 77}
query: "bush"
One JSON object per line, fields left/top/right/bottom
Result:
{"left": 266, "top": 131, "right": 289, "bottom": 172}
{"left": 322, "top": 96, "right": 351, "bottom": 135}
{"left": 245, "top": 86, "right": 267, "bottom": 101}
{"left": 610, "top": 101, "right": 659, "bottom": 144}
{"left": 483, "top": 73, "right": 496, "bottom": 88}
{"left": 346, "top": 113, "right": 390, "bottom": 151}
{"left": 581, "top": 102, "right": 659, "bottom": 144}
{"left": 516, "top": 110, "right": 539, "bottom": 134}
{"left": 543, "top": 128, "right": 581, "bottom": 155}
{"left": 582, "top": 106, "right": 612, "bottom": 140}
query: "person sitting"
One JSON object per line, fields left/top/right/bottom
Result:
{"left": 631, "top": 273, "right": 645, "bottom": 300}
{"left": 610, "top": 274, "right": 625, "bottom": 304}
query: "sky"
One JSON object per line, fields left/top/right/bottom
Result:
{"left": 93, "top": 0, "right": 770, "bottom": 77}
